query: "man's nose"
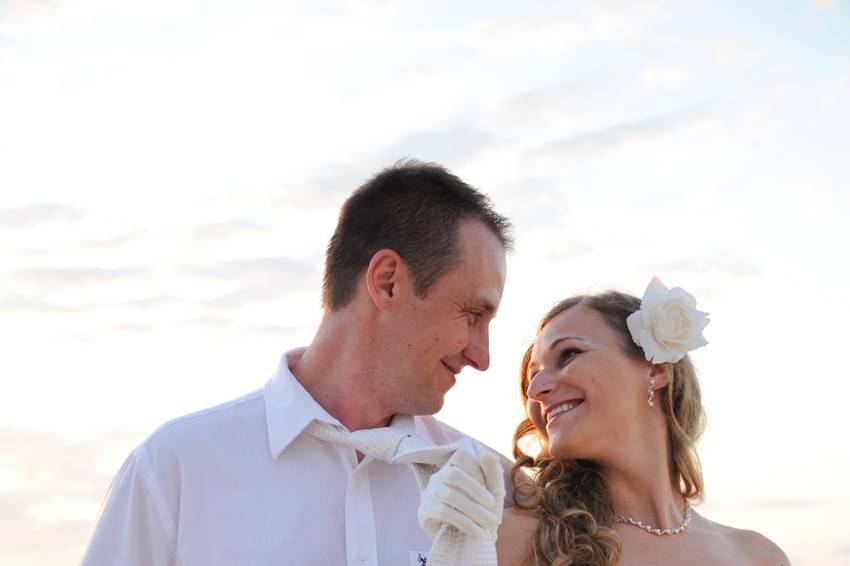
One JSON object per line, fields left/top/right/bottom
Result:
{"left": 462, "top": 325, "right": 490, "bottom": 372}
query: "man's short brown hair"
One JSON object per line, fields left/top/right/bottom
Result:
{"left": 322, "top": 160, "right": 512, "bottom": 311}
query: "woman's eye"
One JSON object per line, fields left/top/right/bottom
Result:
{"left": 558, "top": 348, "right": 582, "bottom": 366}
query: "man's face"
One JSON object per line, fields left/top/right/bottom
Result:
{"left": 389, "top": 219, "right": 507, "bottom": 415}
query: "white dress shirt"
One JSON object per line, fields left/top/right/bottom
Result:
{"left": 81, "top": 348, "right": 501, "bottom": 566}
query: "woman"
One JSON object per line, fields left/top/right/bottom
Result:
{"left": 496, "top": 279, "right": 789, "bottom": 566}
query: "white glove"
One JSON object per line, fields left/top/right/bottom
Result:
{"left": 417, "top": 440, "right": 506, "bottom": 539}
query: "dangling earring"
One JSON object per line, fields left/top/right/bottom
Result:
{"left": 647, "top": 378, "right": 656, "bottom": 407}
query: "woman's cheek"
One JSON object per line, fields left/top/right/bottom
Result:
{"left": 528, "top": 403, "right": 546, "bottom": 436}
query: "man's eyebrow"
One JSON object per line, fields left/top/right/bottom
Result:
{"left": 548, "top": 335, "right": 587, "bottom": 352}
{"left": 468, "top": 299, "right": 497, "bottom": 316}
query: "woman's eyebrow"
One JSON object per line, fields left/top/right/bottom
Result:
{"left": 548, "top": 335, "right": 588, "bottom": 352}
{"left": 528, "top": 336, "right": 589, "bottom": 371}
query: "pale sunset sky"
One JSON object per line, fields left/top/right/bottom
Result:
{"left": 1, "top": 1, "right": 849, "bottom": 564}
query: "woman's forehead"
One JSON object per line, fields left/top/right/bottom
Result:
{"left": 537, "top": 306, "right": 594, "bottom": 344}
{"left": 532, "top": 306, "right": 616, "bottom": 358}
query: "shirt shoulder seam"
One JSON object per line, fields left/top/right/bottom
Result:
{"left": 149, "top": 388, "right": 264, "bottom": 437}
{"left": 130, "top": 446, "right": 179, "bottom": 557}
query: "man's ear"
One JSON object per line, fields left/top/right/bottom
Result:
{"left": 649, "top": 363, "right": 672, "bottom": 389}
{"left": 364, "top": 249, "right": 406, "bottom": 309}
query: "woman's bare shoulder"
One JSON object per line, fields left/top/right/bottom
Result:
{"left": 732, "top": 528, "right": 790, "bottom": 565}
{"left": 497, "top": 506, "right": 538, "bottom": 566}
{"left": 698, "top": 513, "right": 789, "bottom": 565}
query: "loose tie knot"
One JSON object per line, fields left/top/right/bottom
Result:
{"left": 304, "top": 419, "right": 498, "bottom": 566}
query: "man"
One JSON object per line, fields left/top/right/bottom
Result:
{"left": 81, "top": 160, "right": 512, "bottom": 565}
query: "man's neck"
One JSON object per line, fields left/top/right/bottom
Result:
{"left": 291, "top": 314, "right": 394, "bottom": 431}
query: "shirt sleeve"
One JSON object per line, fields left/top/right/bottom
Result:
{"left": 80, "top": 446, "right": 177, "bottom": 566}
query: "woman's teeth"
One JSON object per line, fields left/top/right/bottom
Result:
{"left": 548, "top": 400, "right": 583, "bottom": 422}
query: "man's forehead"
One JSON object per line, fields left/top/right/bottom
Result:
{"left": 450, "top": 219, "right": 507, "bottom": 311}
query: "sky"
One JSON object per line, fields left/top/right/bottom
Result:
{"left": 1, "top": 0, "right": 849, "bottom": 564}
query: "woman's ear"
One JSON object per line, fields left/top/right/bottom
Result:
{"left": 649, "top": 363, "right": 673, "bottom": 389}
{"left": 364, "top": 249, "right": 405, "bottom": 309}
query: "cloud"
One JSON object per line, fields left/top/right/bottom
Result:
{"left": 110, "top": 323, "right": 155, "bottom": 333}
{"left": 190, "top": 256, "right": 320, "bottom": 308}
{"left": 497, "top": 72, "right": 614, "bottom": 122}
{"left": 0, "top": 204, "right": 82, "bottom": 228}
{"left": 542, "top": 240, "right": 594, "bottom": 262}
{"left": 750, "top": 499, "right": 829, "bottom": 508}
{"left": 643, "top": 253, "right": 762, "bottom": 279}
{"left": 1, "top": 266, "right": 152, "bottom": 315}
{"left": 525, "top": 105, "right": 713, "bottom": 162}
{"left": 0, "top": 491, "right": 91, "bottom": 559}
{"left": 240, "top": 323, "right": 312, "bottom": 338}
{"left": 305, "top": 163, "right": 373, "bottom": 201}
{"left": 420, "top": 3, "right": 660, "bottom": 56}
{"left": 0, "top": 255, "right": 318, "bottom": 316}
{"left": 192, "top": 219, "right": 269, "bottom": 241}
{"left": 306, "top": 125, "right": 498, "bottom": 201}
{"left": 0, "top": 290, "right": 181, "bottom": 315}
{"left": 74, "top": 230, "right": 150, "bottom": 252}
{"left": 808, "top": 0, "right": 845, "bottom": 11}
{"left": 9, "top": 266, "right": 144, "bottom": 290}
{"left": 0, "top": 0, "right": 208, "bottom": 39}
{"left": 191, "top": 256, "right": 316, "bottom": 282}
{"left": 379, "top": 125, "right": 495, "bottom": 167}
{"left": 0, "top": 427, "right": 135, "bottom": 498}
{"left": 175, "top": 315, "right": 233, "bottom": 329}
{"left": 0, "top": 427, "right": 136, "bottom": 562}
{"left": 0, "top": 0, "right": 59, "bottom": 38}
{"left": 0, "top": 293, "right": 79, "bottom": 314}
{"left": 11, "top": 231, "right": 151, "bottom": 259}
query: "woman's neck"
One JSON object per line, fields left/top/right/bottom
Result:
{"left": 599, "top": 432, "right": 686, "bottom": 529}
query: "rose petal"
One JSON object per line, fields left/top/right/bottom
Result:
{"left": 640, "top": 330, "right": 659, "bottom": 362}
{"left": 668, "top": 286, "right": 698, "bottom": 309}
{"left": 658, "top": 349, "right": 684, "bottom": 364}
{"left": 643, "top": 277, "right": 668, "bottom": 306}
{"left": 626, "top": 311, "right": 644, "bottom": 348}
{"left": 632, "top": 277, "right": 710, "bottom": 364}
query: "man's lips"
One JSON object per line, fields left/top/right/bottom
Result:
{"left": 441, "top": 361, "right": 461, "bottom": 375}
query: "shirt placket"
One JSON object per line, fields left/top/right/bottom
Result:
{"left": 345, "top": 459, "right": 378, "bottom": 566}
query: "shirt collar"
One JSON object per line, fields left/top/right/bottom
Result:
{"left": 388, "top": 413, "right": 417, "bottom": 435}
{"left": 263, "top": 348, "right": 342, "bottom": 459}
{"left": 263, "top": 348, "right": 428, "bottom": 458}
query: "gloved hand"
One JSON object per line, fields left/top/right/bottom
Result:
{"left": 417, "top": 440, "right": 506, "bottom": 539}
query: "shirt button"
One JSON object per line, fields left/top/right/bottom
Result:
{"left": 356, "top": 549, "right": 369, "bottom": 561}
{"left": 353, "top": 477, "right": 364, "bottom": 489}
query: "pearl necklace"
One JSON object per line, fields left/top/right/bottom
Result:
{"left": 615, "top": 503, "right": 692, "bottom": 536}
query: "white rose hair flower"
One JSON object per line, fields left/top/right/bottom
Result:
{"left": 626, "top": 277, "right": 710, "bottom": 364}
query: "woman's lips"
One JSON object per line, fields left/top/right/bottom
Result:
{"left": 547, "top": 399, "right": 585, "bottom": 425}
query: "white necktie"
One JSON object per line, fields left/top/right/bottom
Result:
{"left": 305, "top": 419, "right": 498, "bottom": 566}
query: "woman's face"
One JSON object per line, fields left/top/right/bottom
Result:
{"left": 525, "top": 305, "right": 653, "bottom": 461}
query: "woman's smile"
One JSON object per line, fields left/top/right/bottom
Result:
{"left": 546, "top": 398, "right": 585, "bottom": 426}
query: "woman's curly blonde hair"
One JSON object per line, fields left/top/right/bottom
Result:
{"left": 511, "top": 291, "right": 707, "bottom": 565}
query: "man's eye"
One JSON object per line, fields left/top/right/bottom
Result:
{"left": 558, "top": 348, "right": 582, "bottom": 366}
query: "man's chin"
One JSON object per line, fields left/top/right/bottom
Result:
{"left": 407, "top": 396, "right": 445, "bottom": 417}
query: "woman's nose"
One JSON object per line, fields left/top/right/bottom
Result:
{"left": 527, "top": 370, "right": 556, "bottom": 401}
